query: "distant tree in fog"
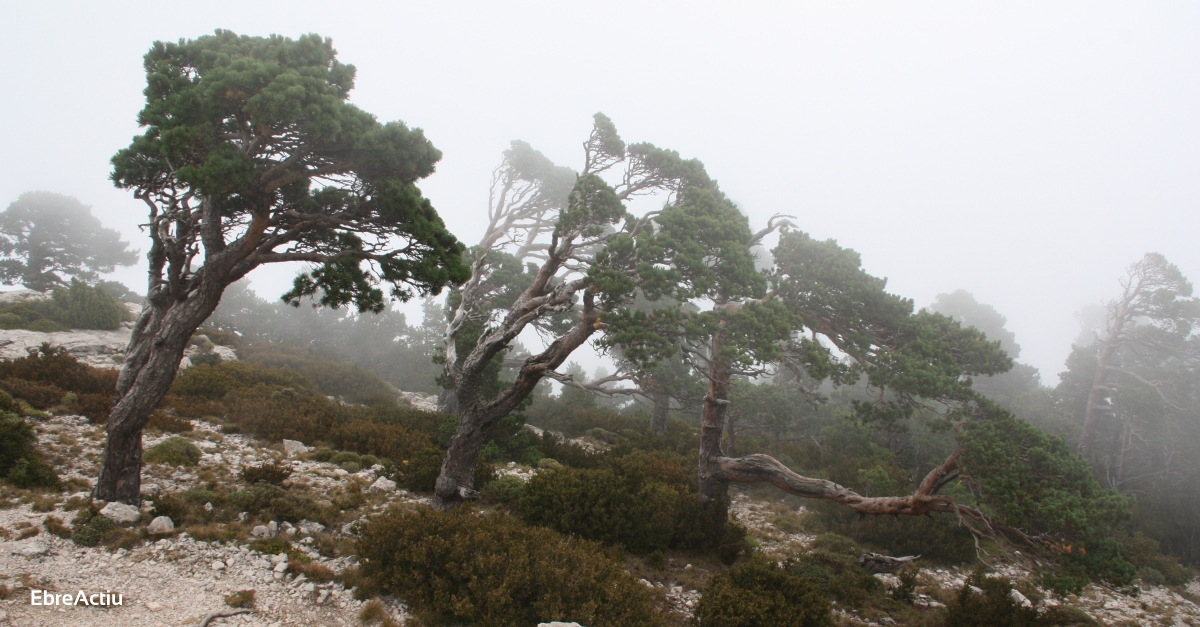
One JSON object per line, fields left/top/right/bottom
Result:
{"left": 0, "top": 191, "right": 137, "bottom": 292}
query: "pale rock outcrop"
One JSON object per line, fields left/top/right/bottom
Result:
{"left": 283, "top": 439, "right": 311, "bottom": 456}
{"left": 147, "top": 516, "right": 175, "bottom": 535}
{"left": 0, "top": 290, "right": 236, "bottom": 370}
{"left": 100, "top": 501, "right": 141, "bottom": 524}
{"left": 369, "top": 477, "right": 397, "bottom": 493}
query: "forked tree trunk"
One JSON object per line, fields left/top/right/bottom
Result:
{"left": 650, "top": 392, "right": 670, "bottom": 436}
{"left": 434, "top": 295, "right": 601, "bottom": 509}
{"left": 93, "top": 283, "right": 223, "bottom": 504}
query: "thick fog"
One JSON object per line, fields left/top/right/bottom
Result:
{"left": 2, "top": 1, "right": 1198, "bottom": 382}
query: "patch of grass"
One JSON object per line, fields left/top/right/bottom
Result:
{"left": 17, "top": 526, "right": 39, "bottom": 540}
{"left": 44, "top": 516, "right": 72, "bottom": 539}
{"left": 290, "top": 559, "right": 335, "bottom": 582}
{"left": 224, "top": 589, "right": 255, "bottom": 608}
{"left": 240, "top": 461, "right": 293, "bottom": 486}
{"left": 143, "top": 436, "right": 202, "bottom": 467}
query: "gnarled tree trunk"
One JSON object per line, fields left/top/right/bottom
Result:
{"left": 93, "top": 282, "right": 224, "bottom": 504}
{"left": 696, "top": 329, "right": 997, "bottom": 535}
{"left": 434, "top": 293, "right": 600, "bottom": 509}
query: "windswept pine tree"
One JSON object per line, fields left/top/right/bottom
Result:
{"left": 96, "top": 30, "right": 468, "bottom": 504}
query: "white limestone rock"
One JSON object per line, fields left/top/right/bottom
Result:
{"left": 11, "top": 541, "right": 48, "bottom": 557}
{"left": 147, "top": 516, "right": 175, "bottom": 535}
{"left": 99, "top": 501, "right": 140, "bottom": 524}
{"left": 282, "top": 439, "right": 310, "bottom": 456}
{"left": 369, "top": 477, "right": 397, "bottom": 493}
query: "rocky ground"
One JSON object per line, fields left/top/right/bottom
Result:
{"left": 0, "top": 402, "right": 1198, "bottom": 626}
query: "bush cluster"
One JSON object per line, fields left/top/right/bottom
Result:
{"left": 944, "top": 569, "right": 1098, "bottom": 627}
{"left": 693, "top": 557, "right": 832, "bottom": 627}
{"left": 0, "top": 280, "right": 131, "bottom": 331}
{"left": 143, "top": 437, "right": 202, "bottom": 467}
{"left": 355, "top": 507, "right": 666, "bottom": 627}
{"left": 240, "top": 461, "right": 293, "bottom": 486}
{"left": 787, "top": 537, "right": 884, "bottom": 607}
{"left": 517, "top": 450, "right": 744, "bottom": 559}
{"left": 0, "top": 411, "right": 59, "bottom": 488}
{"left": 237, "top": 342, "right": 399, "bottom": 406}
{"left": 169, "top": 361, "right": 441, "bottom": 465}
{"left": 0, "top": 344, "right": 118, "bottom": 421}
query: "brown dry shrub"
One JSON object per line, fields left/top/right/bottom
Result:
{"left": 146, "top": 411, "right": 193, "bottom": 433}
{"left": 1, "top": 378, "right": 66, "bottom": 409}
{"left": 76, "top": 393, "right": 113, "bottom": 424}
{"left": 289, "top": 559, "right": 335, "bottom": 582}
{"left": 357, "top": 508, "right": 665, "bottom": 627}
{"left": 162, "top": 395, "right": 225, "bottom": 419}
{"left": 224, "top": 589, "right": 255, "bottom": 608}
{"left": 44, "top": 516, "right": 72, "bottom": 539}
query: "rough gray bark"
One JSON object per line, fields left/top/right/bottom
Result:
{"left": 94, "top": 280, "right": 225, "bottom": 503}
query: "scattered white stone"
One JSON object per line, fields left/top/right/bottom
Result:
{"left": 148, "top": 515, "right": 175, "bottom": 534}
{"left": 141, "top": 483, "right": 162, "bottom": 497}
{"left": 203, "top": 501, "right": 214, "bottom": 512}
{"left": 369, "top": 477, "right": 397, "bottom": 493}
{"left": 11, "top": 541, "right": 48, "bottom": 557}
{"left": 538, "top": 623, "right": 586, "bottom": 627}
{"left": 99, "top": 501, "right": 140, "bottom": 524}
{"left": 283, "top": 439, "right": 310, "bottom": 456}
{"left": 145, "top": 601, "right": 162, "bottom": 611}
{"left": 299, "top": 521, "right": 325, "bottom": 535}
{"left": 274, "top": 561, "right": 289, "bottom": 573}
{"left": 1010, "top": 588, "right": 1032, "bottom": 608}
{"left": 251, "top": 525, "right": 270, "bottom": 538}
{"left": 211, "top": 560, "right": 226, "bottom": 570}
{"left": 267, "top": 520, "right": 278, "bottom": 535}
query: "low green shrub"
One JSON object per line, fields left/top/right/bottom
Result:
{"left": 49, "top": 279, "right": 129, "bottom": 330}
{"left": 237, "top": 342, "right": 399, "bottom": 406}
{"left": 356, "top": 507, "right": 666, "bottom": 627}
{"left": 0, "top": 412, "right": 59, "bottom": 488}
{"left": 71, "top": 514, "right": 115, "bottom": 547}
{"left": 943, "top": 569, "right": 1097, "bottom": 627}
{"left": 808, "top": 501, "right": 976, "bottom": 564}
{"left": 248, "top": 536, "right": 293, "bottom": 556}
{"left": 482, "top": 475, "right": 526, "bottom": 504}
{"left": 1120, "top": 532, "right": 1197, "bottom": 586}
{"left": 240, "top": 461, "right": 292, "bottom": 486}
{"left": 143, "top": 437, "right": 202, "bottom": 467}
{"left": 171, "top": 362, "right": 312, "bottom": 399}
{"left": 789, "top": 548, "right": 884, "bottom": 607}
{"left": 694, "top": 557, "right": 832, "bottom": 627}
{"left": 517, "top": 450, "right": 731, "bottom": 556}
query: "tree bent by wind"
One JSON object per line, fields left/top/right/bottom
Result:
{"left": 434, "top": 114, "right": 719, "bottom": 508}
{"left": 437, "top": 115, "right": 1130, "bottom": 579}
{"left": 598, "top": 176, "right": 1131, "bottom": 574}
{"left": 97, "top": 30, "right": 467, "bottom": 504}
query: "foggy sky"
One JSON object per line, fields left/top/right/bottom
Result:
{"left": 3, "top": 1, "right": 1198, "bottom": 383}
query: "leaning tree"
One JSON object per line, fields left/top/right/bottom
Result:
{"left": 97, "top": 30, "right": 467, "bottom": 504}
{"left": 434, "top": 114, "right": 728, "bottom": 508}
{"left": 603, "top": 190, "right": 1132, "bottom": 569}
